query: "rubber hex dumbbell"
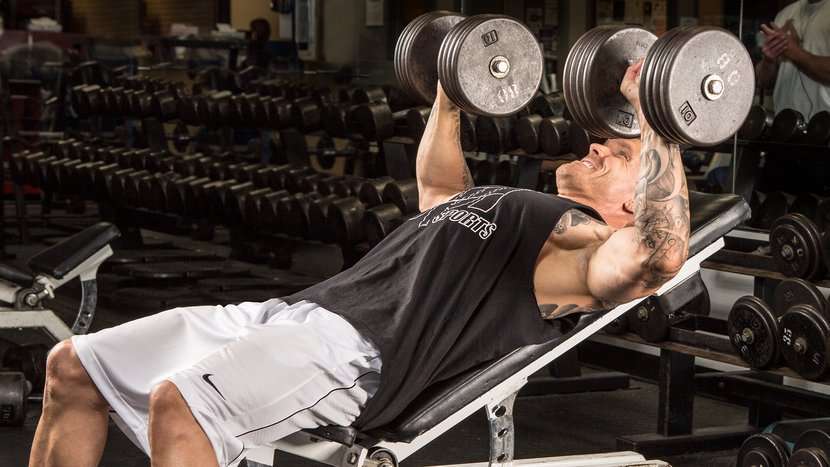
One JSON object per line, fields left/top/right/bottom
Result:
{"left": 352, "top": 101, "right": 430, "bottom": 141}
{"left": 291, "top": 97, "right": 324, "bottom": 131}
{"left": 329, "top": 197, "right": 368, "bottom": 246}
{"left": 358, "top": 177, "right": 395, "bottom": 208}
{"left": 364, "top": 203, "right": 404, "bottom": 246}
{"left": 476, "top": 116, "right": 517, "bottom": 154}
{"left": 382, "top": 179, "right": 419, "bottom": 215}
{"left": 771, "top": 108, "right": 808, "bottom": 142}
{"left": 541, "top": 118, "right": 591, "bottom": 157}
{"left": 460, "top": 112, "right": 478, "bottom": 152}
{"left": 564, "top": 25, "right": 753, "bottom": 146}
{"left": 739, "top": 104, "right": 774, "bottom": 140}
{"left": 528, "top": 92, "right": 566, "bottom": 118}
{"left": 805, "top": 111, "right": 830, "bottom": 146}
{"left": 352, "top": 86, "right": 388, "bottom": 105}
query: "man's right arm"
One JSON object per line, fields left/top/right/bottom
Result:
{"left": 415, "top": 83, "right": 474, "bottom": 212}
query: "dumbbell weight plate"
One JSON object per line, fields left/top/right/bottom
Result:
{"left": 394, "top": 11, "right": 465, "bottom": 105}
{"left": 647, "top": 27, "right": 694, "bottom": 144}
{"left": 438, "top": 15, "right": 543, "bottom": 116}
{"left": 588, "top": 27, "right": 655, "bottom": 138}
{"left": 566, "top": 27, "right": 607, "bottom": 137}
{"left": 789, "top": 448, "right": 830, "bottom": 467}
{"left": 460, "top": 112, "right": 478, "bottom": 152}
{"left": 773, "top": 278, "right": 828, "bottom": 319}
{"left": 770, "top": 213, "right": 824, "bottom": 280}
{"left": 736, "top": 433, "right": 790, "bottom": 467}
{"left": 364, "top": 203, "right": 404, "bottom": 247}
{"left": 0, "top": 372, "right": 28, "bottom": 427}
{"left": 659, "top": 27, "right": 754, "bottom": 145}
{"left": 728, "top": 295, "right": 780, "bottom": 369}
{"left": 516, "top": 114, "right": 543, "bottom": 154}
{"left": 806, "top": 111, "right": 830, "bottom": 146}
{"left": 794, "top": 430, "right": 830, "bottom": 465}
{"left": 779, "top": 304, "right": 830, "bottom": 381}
{"left": 382, "top": 179, "right": 419, "bottom": 215}
{"left": 739, "top": 105, "right": 774, "bottom": 140}
{"left": 771, "top": 109, "right": 807, "bottom": 142}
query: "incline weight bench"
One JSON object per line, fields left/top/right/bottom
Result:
{"left": 242, "top": 191, "right": 749, "bottom": 467}
{"left": 0, "top": 222, "right": 120, "bottom": 342}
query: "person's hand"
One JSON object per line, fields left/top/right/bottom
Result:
{"left": 761, "top": 22, "right": 802, "bottom": 62}
{"left": 435, "top": 80, "right": 458, "bottom": 112}
{"left": 620, "top": 59, "right": 644, "bottom": 110}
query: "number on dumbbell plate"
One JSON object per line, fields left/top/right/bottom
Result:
{"left": 717, "top": 53, "right": 730, "bottom": 69}
{"left": 497, "top": 84, "right": 519, "bottom": 104}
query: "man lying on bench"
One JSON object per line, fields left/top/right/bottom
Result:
{"left": 30, "top": 63, "right": 687, "bottom": 467}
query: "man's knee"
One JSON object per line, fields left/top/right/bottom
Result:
{"left": 45, "top": 340, "right": 101, "bottom": 404}
{"left": 148, "top": 381, "right": 192, "bottom": 425}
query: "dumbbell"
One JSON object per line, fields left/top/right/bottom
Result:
{"left": 626, "top": 278, "right": 710, "bottom": 342}
{"left": 0, "top": 372, "right": 34, "bottom": 427}
{"left": 244, "top": 188, "right": 291, "bottom": 228}
{"left": 460, "top": 112, "right": 478, "bottom": 152}
{"left": 736, "top": 433, "right": 791, "bottom": 467}
{"left": 751, "top": 191, "right": 796, "bottom": 230}
{"left": 2, "top": 344, "right": 48, "bottom": 392}
{"left": 395, "top": 12, "right": 543, "bottom": 116}
{"left": 769, "top": 213, "right": 830, "bottom": 280}
{"left": 528, "top": 92, "right": 566, "bottom": 118}
{"left": 739, "top": 104, "right": 774, "bottom": 140}
{"left": 771, "top": 108, "right": 808, "bottom": 142}
{"left": 806, "top": 111, "right": 830, "bottom": 146}
{"left": 476, "top": 116, "right": 517, "bottom": 154}
{"left": 362, "top": 179, "right": 420, "bottom": 245}
{"left": 358, "top": 177, "right": 395, "bottom": 208}
{"left": 515, "top": 115, "right": 591, "bottom": 157}
{"left": 729, "top": 278, "right": 830, "bottom": 379}
{"left": 790, "top": 430, "right": 830, "bottom": 467}
{"left": 352, "top": 101, "right": 431, "bottom": 141}
{"left": 352, "top": 86, "right": 388, "bottom": 105}
{"left": 564, "top": 25, "right": 753, "bottom": 146}
{"left": 791, "top": 193, "right": 830, "bottom": 233}
{"left": 291, "top": 96, "right": 324, "bottom": 131}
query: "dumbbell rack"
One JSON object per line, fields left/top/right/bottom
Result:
{"left": 572, "top": 224, "right": 830, "bottom": 458}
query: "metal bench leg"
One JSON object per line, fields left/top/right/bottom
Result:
{"left": 487, "top": 392, "right": 518, "bottom": 467}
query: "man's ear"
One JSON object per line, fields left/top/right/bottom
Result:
{"left": 622, "top": 198, "right": 635, "bottom": 214}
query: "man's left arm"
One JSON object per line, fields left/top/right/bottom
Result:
{"left": 585, "top": 63, "right": 691, "bottom": 306}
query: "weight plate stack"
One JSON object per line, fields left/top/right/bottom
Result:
{"left": 779, "top": 304, "right": 830, "bottom": 381}
{"left": 793, "top": 430, "right": 830, "bottom": 466}
{"left": 437, "top": 14, "right": 543, "bottom": 116}
{"left": 773, "top": 278, "right": 828, "bottom": 319}
{"left": 564, "top": 26, "right": 656, "bottom": 139}
{"left": 394, "top": 11, "right": 466, "bottom": 105}
{"left": 640, "top": 26, "right": 755, "bottom": 146}
{"left": 770, "top": 213, "right": 825, "bottom": 280}
{"left": 728, "top": 295, "right": 780, "bottom": 369}
{"left": 736, "top": 433, "right": 790, "bottom": 467}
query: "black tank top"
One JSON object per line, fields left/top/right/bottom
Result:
{"left": 285, "top": 186, "right": 601, "bottom": 430}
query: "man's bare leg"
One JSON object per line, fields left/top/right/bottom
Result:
{"left": 148, "top": 381, "right": 219, "bottom": 467}
{"left": 29, "top": 340, "right": 110, "bottom": 467}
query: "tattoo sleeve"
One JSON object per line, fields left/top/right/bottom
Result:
{"left": 634, "top": 116, "right": 690, "bottom": 288}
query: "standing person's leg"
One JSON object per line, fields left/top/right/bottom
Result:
{"left": 29, "top": 341, "right": 110, "bottom": 467}
{"left": 149, "top": 301, "right": 381, "bottom": 467}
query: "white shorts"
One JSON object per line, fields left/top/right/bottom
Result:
{"left": 71, "top": 299, "right": 382, "bottom": 467}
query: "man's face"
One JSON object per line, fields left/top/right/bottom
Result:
{"left": 556, "top": 138, "right": 642, "bottom": 226}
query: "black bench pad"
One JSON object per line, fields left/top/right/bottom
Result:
{"left": 307, "top": 192, "right": 751, "bottom": 445}
{"left": 28, "top": 223, "right": 121, "bottom": 279}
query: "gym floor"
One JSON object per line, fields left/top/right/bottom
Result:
{"left": 1, "top": 221, "right": 748, "bottom": 467}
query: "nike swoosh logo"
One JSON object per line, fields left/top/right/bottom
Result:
{"left": 201, "top": 374, "right": 226, "bottom": 400}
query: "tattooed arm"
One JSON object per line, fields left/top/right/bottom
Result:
{"left": 416, "top": 82, "right": 474, "bottom": 211}
{"left": 585, "top": 61, "right": 690, "bottom": 304}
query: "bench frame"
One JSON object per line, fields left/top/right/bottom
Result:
{"left": 245, "top": 238, "right": 724, "bottom": 467}
{"left": 0, "top": 244, "right": 113, "bottom": 341}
